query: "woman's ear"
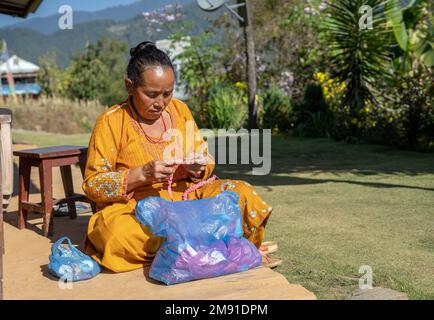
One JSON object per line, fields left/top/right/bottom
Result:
{"left": 125, "top": 78, "right": 134, "bottom": 95}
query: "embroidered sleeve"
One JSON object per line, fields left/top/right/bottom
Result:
{"left": 82, "top": 113, "right": 133, "bottom": 203}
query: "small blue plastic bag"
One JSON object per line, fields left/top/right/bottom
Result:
{"left": 48, "top": 237, "right": 101, "bottom": 282}
{"left": 135, "top": 191, "right": 262, "bottom": 285}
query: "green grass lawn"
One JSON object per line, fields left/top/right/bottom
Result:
{"left": 12, "top": 129, "right": 91, "bottom": 147}
{"left": 13, "top": 129, "right": 434, "bottom": 299}
{"left": 216, "top": 136, "right": 434, "bottom": 300}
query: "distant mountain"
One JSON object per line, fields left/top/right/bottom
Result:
{"left": 1, "top": 0, "right": 193, "bottom": 35}
{"left": 0, "top": 1, "right": 226, "bottom": 68}
{"left": 2, "top": 21, "right": 120, "bottom": 67}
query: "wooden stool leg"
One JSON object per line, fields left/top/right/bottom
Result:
{"left": 39, "top": 160, "right": 54, "bottom": 237}
{"left": 90, "top": 202, "right": 97, "bottom": 214}
{"left": 18, "top": 159, "right": 32, "bottom": 229}
{"left": 60, "top": 165, "right": 77, "bottom": 219}
{"left": 78, "top": 154, "right": 86, "bottom": 177}
{"left": 78, "top": 154, "right": 97, "bottom": 214}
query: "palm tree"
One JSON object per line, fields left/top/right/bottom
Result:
{"left": 323, "top": 0, "right": 393, "bottom": 113}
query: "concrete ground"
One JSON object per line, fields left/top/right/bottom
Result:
{"left": 2, "top": 144, "right": 316, "bottom": 300}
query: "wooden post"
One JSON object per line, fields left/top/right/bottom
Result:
{"left": 0, "top": 109, "right": 13, "bottom": 211}
{"left": 0, "top": 108, "right": 10, "bottom": 299}
{"left": 238, "top": 0, "right": 258, "bottom": 130}
{"left": 0, "top": 133, "right": 4, "bottom": 300}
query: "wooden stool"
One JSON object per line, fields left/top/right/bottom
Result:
{"left": 13, "top": 145, "right": 95, "bottom": 237}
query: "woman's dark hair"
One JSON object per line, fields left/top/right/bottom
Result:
{"left": 127, "top": 41, "right": 175, "bottom": 86}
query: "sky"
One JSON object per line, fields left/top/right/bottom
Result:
{"left": 0, "top": 0, "right": 142, "bottom": 27}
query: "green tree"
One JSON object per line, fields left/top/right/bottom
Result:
{"left": 66, "top": 45, "right": 109, "bottom": 101}
{"left": 36, "top": 52, "right": 68, "bottom": 97}
{"left": 97, "top": 39, "right": 129, "bottom": 106}
{"left": 213, "top": 0, "right": 325, "bottom": 103}
{"left": 171, "top": 31, "right": 224, "bottom": 127}
{"left": 66, "top": 38, "right": 128, "bottom": 104}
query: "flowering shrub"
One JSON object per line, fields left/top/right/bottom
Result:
{"left": 314, "top": 72, "right": 346, "bottom": 103}
{"left": 312, "top": 68, "right": 434, "bottom": 150}
{"left": 304, "top": 1, "right": 328, "bottom": 16}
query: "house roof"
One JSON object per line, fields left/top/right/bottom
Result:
{"left": 156, "top": 38, "right": 191, "bottom": 61}
{"left": 0, "top": 0, "right": 43, "bottom": 18}
{"left": 0, "top": 55, "right": 40, "bottom": 74}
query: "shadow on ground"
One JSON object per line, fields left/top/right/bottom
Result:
{"left": 212, "top": 136, "right": 434, "bottom": 191}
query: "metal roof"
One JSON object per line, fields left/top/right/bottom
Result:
{"left": 0, "top": 0, "right": 43, "bottom": 18}
{"left": 0, "top": 55, "right": 40, "bottom": 74}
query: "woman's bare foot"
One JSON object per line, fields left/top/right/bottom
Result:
{"left": 261, "top": 253, "right": 283, "bottom": 269}
{"left": 259, "top": 241, "right": 278, "bottom": 255}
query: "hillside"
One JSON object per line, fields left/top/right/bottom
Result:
{"left": 0, "top": 0, "right": 225, "bottom": 67}
{"left": 1, "top": 0, "right": 193, "bottom": 34}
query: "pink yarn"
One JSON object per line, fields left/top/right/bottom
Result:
{"left": 182, "top": 175, "right": 217, "bottom": 200}
{"left": 167, "top": 172, "right": 217, "bottom": 201}
{"left": 167, "top": 174, "right": 174, "bottom": 201}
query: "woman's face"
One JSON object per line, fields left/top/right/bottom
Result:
{"left": 126, "top": 66, "right": 175, "bottom": 121}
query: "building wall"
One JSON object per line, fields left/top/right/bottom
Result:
{"left": 156, "top": 38, "right": 190, "bottom": 101}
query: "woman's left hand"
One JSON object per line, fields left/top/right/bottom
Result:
{"left": 183, "top": 152, "right": 207, "bottom": 178}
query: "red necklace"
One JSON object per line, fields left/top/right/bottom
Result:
{"left": 137, "top": 112, "right": 168, "bottom": 144}
{"left": 131, "top": 98, "right": 170, "bottom": 144}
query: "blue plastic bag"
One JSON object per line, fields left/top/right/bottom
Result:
{"left": 135, "top": 191, "right": 262, "bottom": 285}
{"left": 48, "top": 237, "right": 101, "bottom": 282}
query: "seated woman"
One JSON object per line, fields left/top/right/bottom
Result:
{"left": 82, "top": 41, "right": 280, "bottom": 273}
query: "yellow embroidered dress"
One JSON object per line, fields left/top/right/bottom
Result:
{"left": 83, "top": 97, "right": 273, "bottom": 272}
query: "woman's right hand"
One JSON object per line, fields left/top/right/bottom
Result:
{"left": 126, "top": 160, "right": 179, "bottom": 193}
{"left": 141, "top": 160, "right": 178, "bottom": 183}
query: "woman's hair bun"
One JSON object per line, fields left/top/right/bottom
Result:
{"left": 130, "top": 41, "right": 156, "bottom": 57}
{"left": 127, "top": 40, "right": 175, "bottom": 86}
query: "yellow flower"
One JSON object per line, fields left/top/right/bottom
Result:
{"left": 235, "top": 81, "right": 248, "bottom": 90}
{"left": 315, "top": 71, "right": 347, "bottom": 104}
{"left": 351, "top": 118, "right": 358, "bottom": 125}
{"left": 314, "top": 72, "right": 327, "bottom": 83}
